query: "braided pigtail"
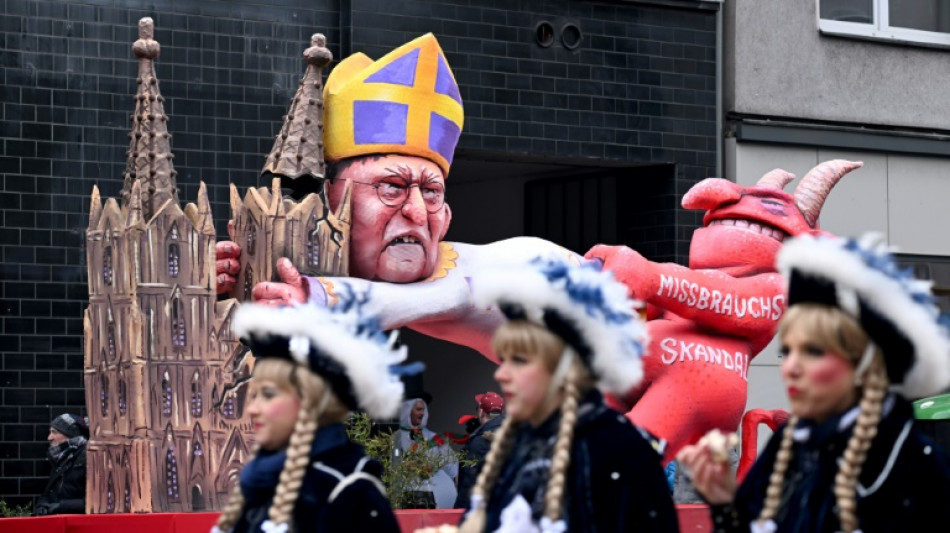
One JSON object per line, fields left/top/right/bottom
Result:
{"left": 457, "top": 414, "right": 518, "bottom": 533}
{"left": 266, "top": 394, "right": 319, "bottom": 529}
{"left": 541, "top": 362, "right": 582, "bottom": 524}
{"left": 834, "top": 354, "right": 887, "bottom": 532}
{"left": 755, "top": 415, "right": 799, "bottom": 526}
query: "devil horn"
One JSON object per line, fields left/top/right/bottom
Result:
{"left": 756, "top": 168, "right": 796, "bottom": 190}
{"left": 794, "top": 160, "right": 863, "bottom": 228}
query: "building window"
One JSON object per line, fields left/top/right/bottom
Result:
{"left": 118, "top": 379, "right": 127, "bottom": 416}
{"left": 171, "top": 297, "right": 186, "bottom": 350}
{"left": 819, "top": 0, "right": 950, "bottom": 47}
{"left": 307, "top": 215, "right": 321, "bottom": 267}
{"left": 191, "top": 372, "right": 202, "bottom": 418}
{"left": 103, "top": 246, "right": 114, "bottom": 286}
{"left": 896, "top": 254, "right": 950, "bottom": 313}
{"left": 168, "top": 243, "right": 180, "bottom": 277}
{"left": 165, "top": 444, "right": 180, "bottom": 501}
{"left": 162, "top": 371, "right": 173, "bottom": 417}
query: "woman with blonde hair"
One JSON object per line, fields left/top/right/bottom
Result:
{"left": 212, "top": 296, "right": 406, "bottom": 533}
{"left": 678, "top": 233, "right": 950, "bottom": 532}
{"left": 458, "top": 258, "right": 679, "bottom": 532}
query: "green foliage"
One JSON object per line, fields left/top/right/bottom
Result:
{"left": 346, "top": 412, "right": 475, "bottom": 509}
{"left": 0, "top": 500, "right": 32, "bottom": 517}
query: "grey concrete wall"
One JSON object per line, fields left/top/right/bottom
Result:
{"left": 725, "top": 0, "right": 950, "bottom": 130}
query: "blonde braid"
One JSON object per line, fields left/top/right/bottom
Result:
{"left": 834, "top": 356, "right": 887, "bottom": 532}
{"left": 457, "top": 414, "right": 519, "bottom": 533}
{"left": 756, "top": 415, "right": 799, "bottom": 525}
{"left": 267, "top": 388, "right": 320, "bottom": 528}
{"left": 215, "top": 443, "right": 262, "bottom": 532}
{"left": 542, "top": 364, "right": 581, "bottom": 523}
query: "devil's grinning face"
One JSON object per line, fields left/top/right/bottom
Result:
{"left": 683, "top": 161, "right": 862, "bottom": 277}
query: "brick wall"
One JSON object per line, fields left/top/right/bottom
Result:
{"left": 0, "top": 0, "right": 717, "bottom": 505}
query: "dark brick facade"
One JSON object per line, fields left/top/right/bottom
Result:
{"left": 0, "top": 0, "right": 717, "bottom": 505}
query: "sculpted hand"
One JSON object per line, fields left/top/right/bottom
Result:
{"left": 215, "top": 220, "right": 241, "bottom": 296}
{"left": 585, "top": 244, "right": 652, "bottom": 300}
{"left": 251, "top": 258, "right": 308, "bottom": 307}
{"left": 676, "top": 439, "right": 737, "bottom": 505}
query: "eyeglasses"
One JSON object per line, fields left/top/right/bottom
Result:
{"left": 344, "top": 178, "right": 446, "bottom": 213}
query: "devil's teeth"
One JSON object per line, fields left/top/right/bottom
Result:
{"left": 710, "top": 218, "right": 788, "bottom": 242}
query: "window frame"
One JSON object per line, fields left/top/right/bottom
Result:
{"left": 818, "top": 0, "right": 950, "bottom": 48}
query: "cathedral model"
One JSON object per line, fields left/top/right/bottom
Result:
{"left": 82, "top": 18, "right": 349, "bottom": 513}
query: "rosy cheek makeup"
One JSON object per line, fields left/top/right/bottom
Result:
{"left": 808, "top": 355, "right": 852, "bottom": 385}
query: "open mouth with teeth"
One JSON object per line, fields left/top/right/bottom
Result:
{"left": 707, "top": 218, "right": 788, "bottom": 243}
{"left": 382, "top": 234, "right": 426, "bottom": 264}
{"left": 388, "top": 235, "right": 421, "bottom": 246}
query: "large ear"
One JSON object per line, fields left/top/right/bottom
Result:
{"left": 438, "top": 203, "right": 452, "bottom": 241}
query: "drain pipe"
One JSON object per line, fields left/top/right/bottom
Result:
{"left": 716, "top": 1, "right": 724, "bottom": 178}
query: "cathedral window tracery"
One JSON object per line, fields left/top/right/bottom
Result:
{"left": 118, "top": 379, "right": 127, "bottom": 416}
{"left": 168, "top": 243, "right": 180, "bottom": 277}
{"left": 107, "top": 473, "right": 116, "bottom": 513}
{"left": 108, "top": 321, "right": 116, "bottom": 361}
{"left": 190, "top": 371, "right": 202, "bottom": 418}
{"left": 307, "top": 215, "right": 320, "bottom": 267}
{"left": 100, "top": 374, "right": 109, "bottom": 417}
{"left": 165, "top": 444, "right": 179, "bottom": 501}
{"left": 103, "top": 246, "right": 114, "bottom": 286}
{"left": 246, "top": 223, "right": 256, "bottom": 256}
{"left": 171, "top": 297, "right": 186, "bottom": 350}
{"left": 162, "top": 371, "right": 173, "bottom": 416}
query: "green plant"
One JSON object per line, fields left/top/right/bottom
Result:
{"left": 0, "top": 500, "right": 32, "bottom": 517}
{"left": 346, "top": 412, "right": 474, "bottom": 509}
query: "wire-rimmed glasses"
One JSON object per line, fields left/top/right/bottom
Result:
{"left": 345, "top": 178, "right": 446, "bottom": 213}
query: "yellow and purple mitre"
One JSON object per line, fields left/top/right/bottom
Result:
{"left": 323, "top": 33, "right": 464, "bottom": 177}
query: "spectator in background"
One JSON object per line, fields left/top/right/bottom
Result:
{"left": 455, "top": 392, "right": 505, "bottom": 509}
{"left": 33, "top": 414, "right": 88, "bottom": 515}
{"left": 395, "top": 397, "right": 459, "bottom": 509}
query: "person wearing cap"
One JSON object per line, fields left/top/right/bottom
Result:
{"left": 212, "top": 298, "right": 406, "bottom": 533}
{"left": 220, "top": 34, "right": 583, "bottom": 359}
{"left": 457, "top": 258, "right": 678, "bottom": 533}
{"left": 454, "top": 392, "right": 505, "bottom": 510}
{"left": 394, "top": 396, "right": 459, "bottom": 509}
{"left": 678, "top": 233, "right": 950, "bottom": 533}
{"left": 33, "top": 414, "right": 89, "bottom": 516}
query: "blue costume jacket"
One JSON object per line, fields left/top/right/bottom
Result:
{"left": 481, "top": 391, "right": 679, "bottom": 532}
{"left": 712, "top": 395, "right": 950, "bottom": 532}
{"left": 232, "top": 423, "right": 399, "bottom": 533}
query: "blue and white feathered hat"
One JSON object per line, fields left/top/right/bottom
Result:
{"left": 231, "top": 287, "right": 417, "bottom": 419}
{"left": 472, "top": 258, "right": 648, "bottom": 395}
{"left": 777, "top": 232, "right": 950, "bottom": 399}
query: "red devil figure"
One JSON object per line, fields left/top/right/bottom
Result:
{"left": 586, "top": 160, "right": 862, "bottom": 463}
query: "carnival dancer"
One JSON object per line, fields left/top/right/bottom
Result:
{"left": 457, "top": 259, "right": 678, "bottom": 533}
{"left": 678, "top": 232, "right": 950, "bottom": 533}
{"left": 212, "top": 296, "right": 406, "bottom": 533}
